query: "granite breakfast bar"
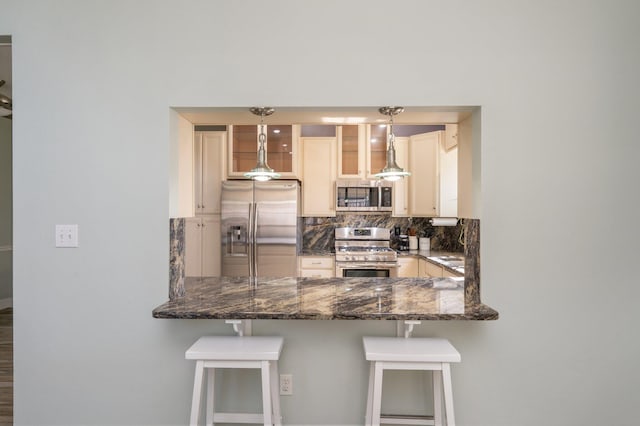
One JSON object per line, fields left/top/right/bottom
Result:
{"left": 152, "top": 276, "right": 498, "bottom": 320}
{"left": 155, "top": 218, "right": 498, "bottom": 321}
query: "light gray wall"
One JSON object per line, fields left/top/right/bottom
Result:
{"left": 0, "top": 117, "right": 11, "bottom": 300}
{"left": 2, "top": 1, "right": 640, "bottom": 425}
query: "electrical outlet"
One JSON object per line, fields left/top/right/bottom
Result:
{"left": 279, "top": 374, "right": 293, "bottom": 395}
{"left": 55, "top": 224, "right": 78, "bottom": 248}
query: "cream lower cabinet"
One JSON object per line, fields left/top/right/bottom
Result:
{"left": 299, "top": 256, "right": 335, "bottom": 278}
{"left": 397, "top": 257, "right": 419, "bottom": 277}
{"left": 420, "top": 258, "right": 445, "bottom": 278}
{"left": 419, "top": 258, "right": 463, "bottom": 278}
{"left": 301, "top": 137, "right": 337, "bottom": 216}
{"left": 185, "top": 215, "right": 221, "bottom": 277}
{"left": 418, "top": 258, "right": 429, "bottom": 277}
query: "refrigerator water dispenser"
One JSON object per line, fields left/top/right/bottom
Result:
{"left": 226, "top": 224, "right": 247, "bottom": 255}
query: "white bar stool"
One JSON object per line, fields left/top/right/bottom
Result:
{"left": 186, "top": 335, "right": 284, "bottom": 426}
{"left": 363, "top": 337, "right": 461, "bottom": 426}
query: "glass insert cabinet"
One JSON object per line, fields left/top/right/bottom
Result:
{"left": 228, "top": 124, "right": 297, "bottom": 177}
{"left": 337, "top": 124, "right": 389, "bottom": 179}
{"left": 227, "top": 123, "right": 394, "bottom": 179}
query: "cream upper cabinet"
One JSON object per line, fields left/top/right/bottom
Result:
{"left": 366, "top": 124, "right": 388, "bottom": 178}
{"left": 194, "top": 131, "right": 226, "bottom": 215}
{"left": 397, "top": 257, "right": 419, "bottom": 277}
{"left": 439, "top": 127, "right": 458, "bottom": 218}
{"left": 444, "top": 124, "right": 458, "bottom": 150}
{"left": 227, "top": 124, "right": 299, "bottom": 178}
{"left": 336, "top": 124, "right": 391, "bottom": 179}
{"left": 337, "top": 124, "right": 365, "bottom": 178}
{"left": 408, "top": 130, "right": 458, "bottom": 218}
{"left": 392, "top": 136, "right": 410, "bottom": 217}
{"left": 408, "top": 131, "right": 440, "bottom": 217}
{"left": 301, "top": 137, "right": 337, "bottom": 217}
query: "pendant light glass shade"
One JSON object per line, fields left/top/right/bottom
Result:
{"left": 373, "top": 106, "right": 410, "bottom": 181}
{"left": 244, "top": 107, "right": 281, "bottom": 181}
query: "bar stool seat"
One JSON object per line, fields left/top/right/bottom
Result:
{"left": 363, "top": 337, "right": 461, "bottom": 426}
{"left": 186, "top": 335, "right": 284, "bottom": 426}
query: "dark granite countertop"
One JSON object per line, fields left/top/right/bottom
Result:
{"left": 397, "top": 250, "right": 465, "bottom": 275}
{"left": 153, "top": 276, "right": 498, "bottom": 320}
{"left": 300, "top": 250, "right": 335, "bottom": 256}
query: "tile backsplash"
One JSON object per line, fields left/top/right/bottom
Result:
{"left": 303, "top": 215, "right": 464, "bottom": 252}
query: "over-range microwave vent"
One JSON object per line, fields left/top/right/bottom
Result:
{"left": 335, "top": 180, "right": 393, "bottom": 212}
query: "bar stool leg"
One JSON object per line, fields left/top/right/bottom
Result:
{"left": 190, "top": 361, "right": 205, "bottom": 426}
{"left": 270, "top": 360, "right": 282, "bottom": 426}
{"left": 205, "top": 368, "right": 215, "bottom": 426}
{"left": 260, "top": 361, "right": 273, "bottom": 426}
{"left": 371, "top": 362, "right": 384, "bottom": 426}
{"left": 432, "top": 369, "right": 443, "bottom": 426}
{"left": 441, "top": 363, "right": 455, "bottom": 426}
{"left": 365, "top": 362, "right": 375, "bottom": 426}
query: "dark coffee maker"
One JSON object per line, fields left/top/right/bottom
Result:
{"left": 399, "top": 235, "right": 409, "bottom": 251}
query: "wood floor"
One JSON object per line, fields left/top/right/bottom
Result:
{"left": 0, "top": 308, "right": 12, "bottom": 426}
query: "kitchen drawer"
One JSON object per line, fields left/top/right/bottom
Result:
{"left": 300, "top": 257, "right": 334, "bottom": 270}
{"left": 299, "top": 268, "right": 335, "bottom": 278}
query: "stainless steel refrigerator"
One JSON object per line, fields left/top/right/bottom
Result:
{"left": 221, "top": 180, "right": 300, "bottom": 277}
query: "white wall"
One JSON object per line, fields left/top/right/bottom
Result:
{"left": 2, "top": 1, "right": 640, "bottom": 425}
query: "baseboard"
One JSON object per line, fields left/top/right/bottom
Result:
{"left": 0, "top": 298, "right": 12, "bottom": 310}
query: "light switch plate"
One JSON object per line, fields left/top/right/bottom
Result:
{"left": 55, "top": 224, "right": 78, "bottom": 248}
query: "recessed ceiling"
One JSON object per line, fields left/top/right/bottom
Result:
{"left": 175, "top": 106, "right": 476, "bottom": 126}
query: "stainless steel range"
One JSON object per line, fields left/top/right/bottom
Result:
{"left": 334, "top": 227, "right": 399, "bottom": 278}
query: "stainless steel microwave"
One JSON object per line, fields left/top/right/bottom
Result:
{"left": 335, "top": 180, "right": 393, "bottom": 212}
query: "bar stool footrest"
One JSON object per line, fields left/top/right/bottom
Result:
{"left": 213, "top": 411, "right": 273, "bottom": 424}
{"left": 380, "top": 413, "right": 435, "bottom": 425}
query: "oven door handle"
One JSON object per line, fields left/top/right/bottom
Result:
{"left": 337, "top": 263, "right": 399, "bottom": 269}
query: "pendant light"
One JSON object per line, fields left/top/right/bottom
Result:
{"left": 244, "top": 107, "right": 281, "bottom": 181}
{"left": 0, "top": 80, "right": 11, "bottom": 118}
{"left": 374, "top": 106, "right": 411, "bottom": 181}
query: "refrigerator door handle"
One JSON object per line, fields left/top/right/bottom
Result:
{"left": 250, "top": 202, "right": 258, "bottom": 278}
